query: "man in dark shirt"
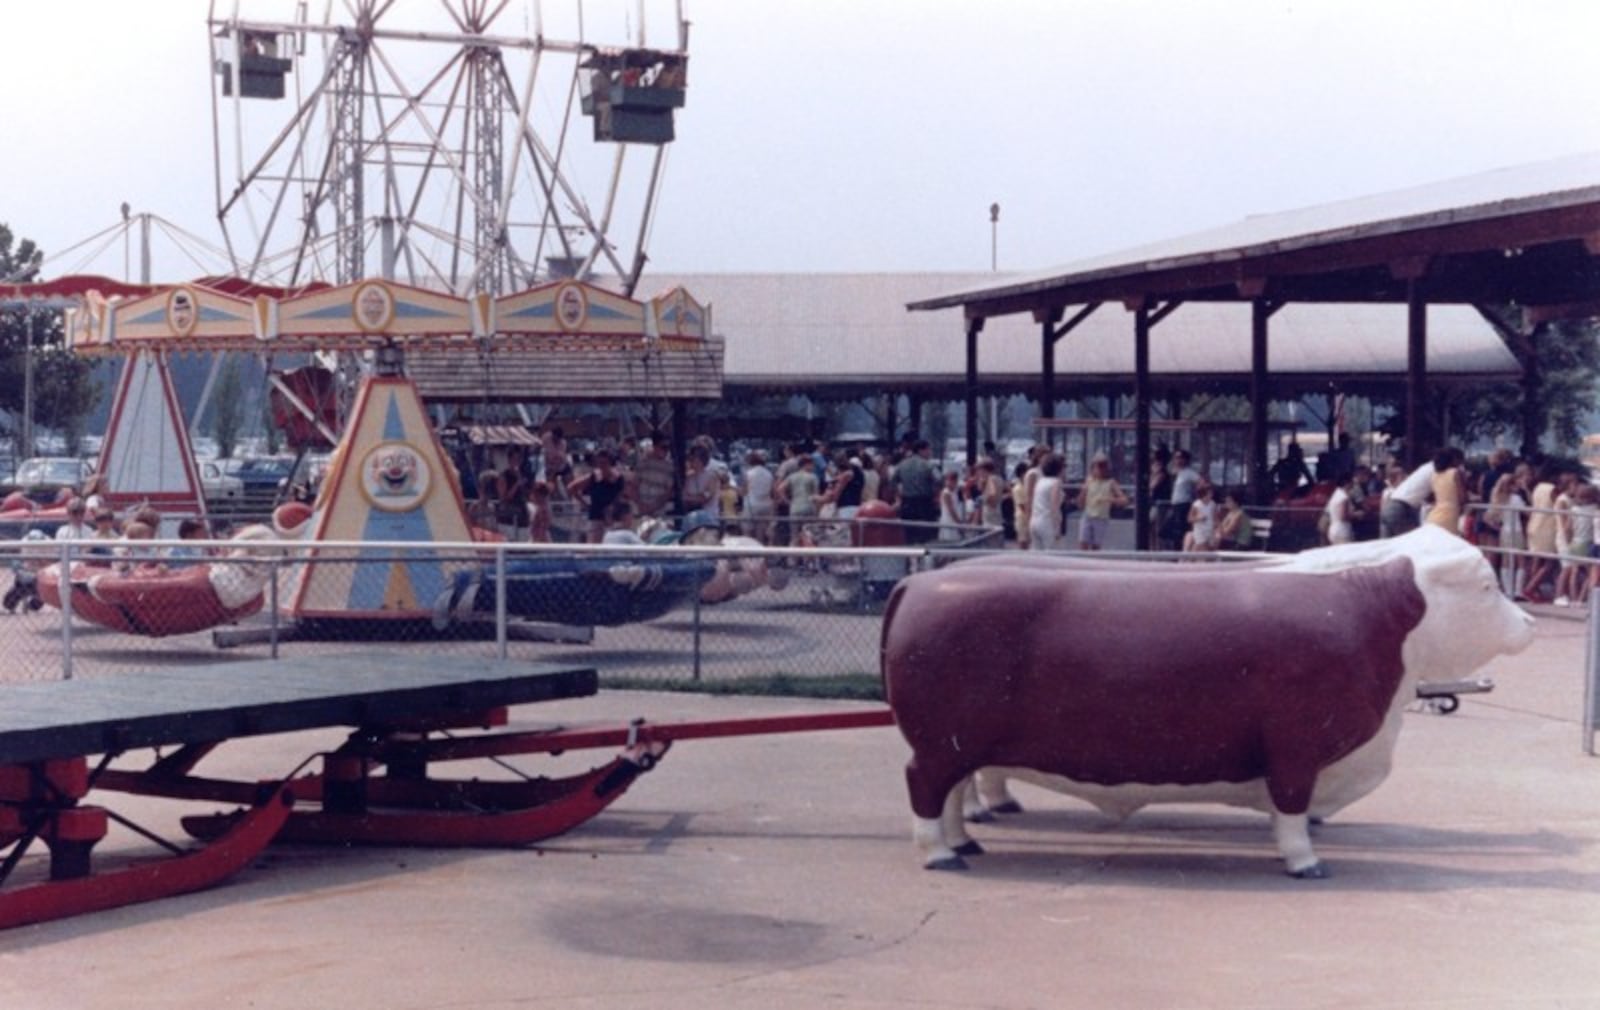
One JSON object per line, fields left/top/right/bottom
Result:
{"left": 894, "top": 440, "right": 938, "bottom": 544}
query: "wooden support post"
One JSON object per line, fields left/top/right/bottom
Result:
{"left": 1405, "top": 281, "right": 1427, "bottom": 468}
{"left": 1519, "top": 344, "right": 1543, "bottom": 459}
{"left": 1475, "top": 304, "right": 1544, "bottom": 460}
{"left": 1036, "top": 303, "right": 1102, "bottom": 429}
{"left": 965, "top": 317, "right": 983, "bottom": 468}
{"left": 1134, "top": 303, "right": 1152, "bottom": 551}
{"left": 1041, "top": 318, "right": 1056, "bottom": 421}
{"left": 1250, "top": 300, "right": 1271, "bottom": 506}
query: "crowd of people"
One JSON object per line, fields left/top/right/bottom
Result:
{"left": 1371, "top": 446, "right": 1592, "bottom": 607}
{"left": 31, "top": 427, "right": 1592, "bottom": 602}
{"left": 1142, "top": 448, "right": 1254, "bottom": 553}
{"left": 463, "top": 430, "right": 1006, "bottom": 548}
{"left": 44, "top": 493, "right": 212, "bottom": 574}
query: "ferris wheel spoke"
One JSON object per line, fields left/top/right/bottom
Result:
{"left": 497, "top": 51, "right": 588, "bottom": 274}
{"left": 622, "top": 144, "right": 668, "bottom": 297}
{"left": 515, "top": 118, "right": 626, "bottom": 278}
{"left": 389, "top": 54, "right": 473, "bottom": 280}
{"left": 369, "top": 42, "right": 499, "bottom": 228}
{"left": 439, "top": 0, "right": 470, "bottom": 35}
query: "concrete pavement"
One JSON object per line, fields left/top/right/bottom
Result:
{"left": 3, "top": 610, "right": 1600, "bottom": 1009}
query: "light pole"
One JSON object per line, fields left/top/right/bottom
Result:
{"left": 21, "top": 305, "right": 34, "bottom": 460}
{"left": 121, "top": 202, "right": 131, "bottom": 282}
{"left": 989, "top": 202, "right": 1000, "bottom": 272}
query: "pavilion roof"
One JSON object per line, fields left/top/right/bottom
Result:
{"left": 908, "top": 152, "right": 1600, "bottom": 319}
{"left": 633, "top": 272, "right": 1517, "bottom": 397}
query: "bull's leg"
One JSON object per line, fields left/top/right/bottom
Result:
{"left": 911, "top": 817, "right": 964, "bottom": 869}
{"left": 908, "top": 762, "right": 974, "bottom": 871}
{"left": 960, "top": 778, "right": 991, "bottom": 822}
{"left": 943, "top": 777, "right": 984, "bottom": 858}
{"left": 973, "top": 769, "right": 1023, "bottom": 816}
{"left": 1271, "top": 811, "right": 1327, "bottom": 878}
{"left": 1267, "top": 762, "right": 1328, "bottom": 878}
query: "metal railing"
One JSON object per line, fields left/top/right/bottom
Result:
{"left": 0, "top": 525, "right": 1007, "bottom": 684}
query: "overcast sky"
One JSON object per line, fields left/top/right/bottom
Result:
{"left": 4, "top": 0, "right": 1597, "bottom": 282}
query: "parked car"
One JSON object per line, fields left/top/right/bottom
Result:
{"left": 199, "top": 460, "right": 244, "bottom": 503}
{"left": 228, "top": 456, "right": 297, "bottom": 496}
{"left": 8, "top": 457, "right": 94, "bottom": 505}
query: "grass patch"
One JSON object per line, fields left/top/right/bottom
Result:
{"left": 601, "top": 672, "right": 884, "bottom": 701}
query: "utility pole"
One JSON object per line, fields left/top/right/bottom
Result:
{"left": 989, "top": 202, "right": 1000, "bottom": 271}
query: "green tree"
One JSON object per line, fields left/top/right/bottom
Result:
{"left": 1446, "top": 314, "right": 1600, "bottom": 453}
{"left": 212, "top": 356, "right": 244, "bottom": 458}
{"left": 0, "top": 223, "right": 100, "bottom": 457}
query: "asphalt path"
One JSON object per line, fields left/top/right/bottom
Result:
{"left": 3, "top": 604, "right": 1600, "bottom": 1008}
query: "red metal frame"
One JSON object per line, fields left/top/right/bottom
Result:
{"left": 384, "top": 709, "right": 898, "bottom": 764}
{"left": 0, "top": 706, "right": 897, "bottom": 928}
{"left": 0, "top": 782, "right": 293, "bottom": 931}
{"left": 180, "top": 755, "right": 658, "bottom": 847}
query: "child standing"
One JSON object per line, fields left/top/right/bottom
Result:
{"left": 1075, "top": 452, "right": 1129, "bottom": 551}
{"left": 1184, "top": 480, "right": 1218, "bottom": 552}
{"left": 1556, "top": 481, "right": 1597, "bottom": 606}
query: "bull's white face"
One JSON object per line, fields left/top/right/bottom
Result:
{"left": 1282, "top": 526, "right": 1535, "bottom": 681}
{"left": 1403, "top": 531, "right": 1536, "bottom": 679}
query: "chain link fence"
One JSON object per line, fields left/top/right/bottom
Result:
{"left": 9, "top": 502, "right": 1559, "bottom": 688}
{"left": 0, "top": 519, "right": 1004, "bottom": 686}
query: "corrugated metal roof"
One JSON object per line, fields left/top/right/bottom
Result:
{"left": 407, "top": 339, "right": 725, "bottom": 402}
{"left": 909, "top": 151, "right": 1600, "bottom": 311}
{"left": 633, "top": 272, "right": 1517, "bottom": 382}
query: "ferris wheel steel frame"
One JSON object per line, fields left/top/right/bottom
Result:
{"left": 207, "top": 0, "right": 686, "bottom": 297}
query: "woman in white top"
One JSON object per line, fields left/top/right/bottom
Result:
{"left": 976, "top": 460, "right": 1005, "bottom": 529}
{"left": 741, "top": 451, "right": 775, "bottom": 544}
{"left": 937, "top": 471, "right": 965, "bottom": 542}
{"left": 1324, "top": 479, "right": 1356, "bottom": 545}
{"left": 1027, "top": 454, "right": 1066, "bottom": 550}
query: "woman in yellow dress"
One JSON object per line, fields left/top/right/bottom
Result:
{"left": 1426, "top": 447, "right": 1467, "bottom": 536}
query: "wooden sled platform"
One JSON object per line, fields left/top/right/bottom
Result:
{"left": 1, "top": 652, "right": 898, "bottom": 930}
{"left": 0, "top": 652, "right": 598, "bottom": 929}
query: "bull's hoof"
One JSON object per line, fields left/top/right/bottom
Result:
{"left": 952, "top": 840, "right": 985, "bottom": 857}
{"left": 965, "top": 809, "right": 996, "bottom": 824}
{"left": 989, "top": 800, "right": 1024, "bottom": 815}
{"left": 1287, "top": 861, "right": 1330, "bottom": 880}
{"left": 924, "top": 854, "right": 970, "bottom": 872}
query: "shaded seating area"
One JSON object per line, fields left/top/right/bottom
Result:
{"left": 908, "top": 153, "right": 1600, "bottom": 547}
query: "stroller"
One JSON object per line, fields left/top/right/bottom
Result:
{"left": 3, "top": 530, "right": 50, "bottom": 613}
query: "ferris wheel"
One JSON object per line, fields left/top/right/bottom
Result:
{"left": 207, "top": 0, "right": 689, "bottom": 297}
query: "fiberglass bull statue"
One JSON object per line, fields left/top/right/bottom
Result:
{"left": 880, "top": 525, "right": 1535, "bottom": 878}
